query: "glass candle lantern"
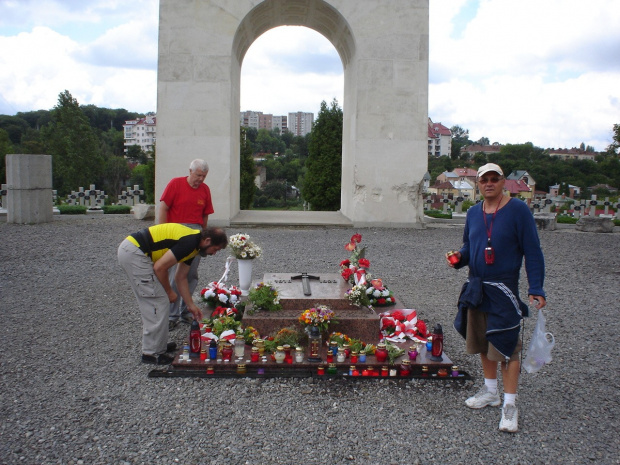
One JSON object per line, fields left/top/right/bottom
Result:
{"left": 327, "top": 363, "right": 337, "bottom": 375}
{"left": 251, "top": 347, "right": 260, "bottom": 363}
{"left": 447, "top": 251, "right": 460, "bottom": 265}
{"left": 330, "top": 341, "right": 339, "bottom": 356}
{"left": 317, "top": 365, "right": 325, "bottom": 375}
{"left": 359, "top": 350, "right": 367, "bottom": 363}
{"left": 274, "top": 346, "right": 286, "bottom": 364}
{"left": 337, "top": 347, "right": 346, "bottom": 363}
{"left": 206, "top": 366, "right": 214, "bottom": 375}
{"left": 408, "top": 346, "right": 418, "bottom": 361}
{"left": 254, "top": 339, "right": 265, "bottom": 355}
{"left": 200, "top": 348, "right": 207, "bottom": 361}
{"left": 422, "top": 365, "right": 429, "bottom": 377}
{"left": 295, "top": 346, "right": 304, "bottom": 363}
{"left": 350, "top": 351, "right": 358, "bottom": 363}
{"left": 208, "top": 339, "right": 218, "bottom": 360}
{"left": 381, "top": 366, "right": 389, "bottom": 377}
{"left": 234, "top": 334, "right": 245, "bottom": 358}
{"left": 426, "top": 336, "right": 433, "bottom": 352}
{"left": 307, "top": 326, "right": 322, "bottom": 362}
{"left": 400, "top": 360, "right": 411, "bottom": 377}
{"left": 237, "top": 364, "right": 247, "bottom": 375}
{"left": 343, "top": 344, "right": 351, "bottom": 358}
{"left": 326, "top": 352, "right": 334, "bottom": 363}
{"left": 451, "top": 365, "right": 459, "bottom": 377}
{"left": 375, "top": 343, "right": 388, "bottom": 363}
{"left": 221, "top": 343, "right": 233, "bottom": 361}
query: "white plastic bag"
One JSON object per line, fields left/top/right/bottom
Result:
{"left": 523, "top": 309, "right": 555, "bottom": 374}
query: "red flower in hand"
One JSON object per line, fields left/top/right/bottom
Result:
{"left": 358, "top": 258, "right": 370, "bottom": 268}
{"left": 351, "top": 233, "right": 362, "bottom": 244}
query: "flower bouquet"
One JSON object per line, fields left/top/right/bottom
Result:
{"left": 339, "top": 233, "right": 371, "bottom": 286}
{"left": 229, "top": 233, "right": 262, "bottom": 260}
{"left": 328, "top": 332, "right": 376, "bottom": 355}
{"left": 365, "top": 279, "right": 396, "bottom": 307}
{"left": 247, "top": 282, "right": 282, "bottom": 314}
{"left": 200, "top": 281, "right": 241, "bottom": 308}
{"left": 242, "top": 326, "right": 260, "bottom": 345}
{"left": 345, "top": 283, "right": 371, "bottom": 308}
{"left": 263, "top": 327, "right": 302, "bottom": 354}
{"left": 379, "top": 309, "right": 429, "bottom": 343}
{"left": 201, "top": 315, "right": 241, "bottom": 344}
{"left": 298, "top": 305, "right": 336, "bottom": 334}
{"left": 209, "top": 305, "right": 242, "bottom": 322}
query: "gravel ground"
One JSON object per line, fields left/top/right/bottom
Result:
{"left": 1, "top": 214, "right": 619, "bottom": 465}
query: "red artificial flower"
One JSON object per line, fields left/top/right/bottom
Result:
{"left": 340, "top": 259, "right": 351, "bottom": 267}
{"left": 358, "top": 258, "right": 370, "bottom": 268}
{"left": 391, "top": 310, "right": 405, "bottom": 321}
{"left": 351, "top": 233, "right": 362, "bottom": 244}
{"left": 200, "top": 288, "right": 207, "bottom": 296}
{"left": 216, "top": 289, "right": 227, "bottom": 294}
{"left": 344, "top": 242, "right": 356, "bottom": 251}
{"left": 370, "top": 279, "right": 384, "bottom": 290}
{"left": 341, "top": 268, "right": 354, "bottom": 280}
{"left": 377, "top": 298, "right": 386, "bottom": 305}
{"left": 417, "top": 320, "right": 428, "bottom": 337}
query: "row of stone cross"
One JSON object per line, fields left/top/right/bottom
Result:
{"left": 423, "top": 193, "right": 620, "bottom": 218}
{"left": 0, "top": 184, "right": 144, "bottom": 210}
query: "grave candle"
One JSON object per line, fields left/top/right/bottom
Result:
{"left": 408, "top": 346, "right": 418, "bottom": 361}
{"left": 274, "top": 346, "right": 286, "bottom": 364}
{"left": 206, "top": 366, "right": 214, "bottom": 375}
{"left": 237, "top": 364, "right": 247, "bottom": 375}
{"left": 317, "top": 366, "right": 325, "bottom": 375}
{"left": 359, "top": 351, "right": 367, "bottom": 363}
{"left": 452, "top": 366, "right": 459, "bottom": 377}
{"left": 375, "top": 343, "right": 388, "bottom": 363}
{"left": 327, "top": 363, "right": 337, "bottom": 375}
{"left": 234, "top": 334, "right": 245, "bottom": 358}
{"left": 422, "top": 366, "right": 429, "bottom": 377}
{"left": 326, "top": 352, "right": 334, "bottom": 363}
{"left": 381, "top": 366, "right": 389, "bottom": 377}
{"left": 208, "top": 339, "right": 218, "bottom": 360}
{"left": 200, "top": 348, "right": 207, "bottom": 361}
{"left": 222, "top": 343, "right": 233, "bottom": 361}
{"left": 330, "top": 341, "right": 339, "bottom": 356}
{"left": 426, "top": 337, "right": 433, "bottom": 352}
{"left": 295, "top": 347, "right": 304, "bottom": 363}
{"left": 337, "top": 347, "right": 346, "bottom": 363}
{"left": 351, "top": 352, "right": 358, "bottom": 363}
{"left": 400, "top": 360, "right": 411, "bottom": 377}
{"left": 251, "top": 347, "right": 260, "bottom": 362}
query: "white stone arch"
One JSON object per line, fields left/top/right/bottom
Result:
{"left": 156, "top": 0, "right": 428, "bottom": 227}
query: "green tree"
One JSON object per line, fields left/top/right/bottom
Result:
{"left": 0, "top": 128, "right": 14, "bottom": 184}
{"left": 126, "top": 144, "right": 148, "bottom": 164}
{"left": 240, "top": 127, "right": 256, "bottom": 209}
{"left": 103, "top": 156, "right": 131, "bottom": 200}
{"left": 302, "top": 99, "right": 342, "bottom": 211}
{"left": 450, "top": 125, "right": 471, "bottom": 160}
{"left": 44, "top": 90, "right": 104, "bottom": 196}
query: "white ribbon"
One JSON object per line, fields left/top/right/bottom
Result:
{"left": 216, "top": 256, "right": 234, "bottom": 285}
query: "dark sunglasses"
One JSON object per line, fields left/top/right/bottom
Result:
{"left": 478, "top": 176, "right": 503, "bottom": 184}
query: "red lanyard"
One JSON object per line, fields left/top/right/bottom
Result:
{"left": 482, "top": 199, "right": 501, "bottom": 245}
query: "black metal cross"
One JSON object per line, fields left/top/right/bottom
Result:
{"left": 290, "top": 273, "right": 320, "bottom": 296}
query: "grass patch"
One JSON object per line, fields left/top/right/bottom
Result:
{"left": 102, "top": 205, "right": 131, "bottom": 214}
{"left": 424, "top": 209, "right": 452, "bottom": 219}
{"left": 58, "top": 205, "right": 87, "bottom": 215}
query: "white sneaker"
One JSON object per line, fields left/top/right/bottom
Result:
{"left": 499, "top": 404, "right": 519, "bottom": 433}
{"left": 465, "top": 385, "right": 501, "bottom": 409}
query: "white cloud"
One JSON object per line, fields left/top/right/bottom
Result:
{"left": 429, "top": 0, "right": 620, "bottom": 150}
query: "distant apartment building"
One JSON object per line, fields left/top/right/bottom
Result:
{"left": 460, "top": 143, "right": 503, "bottom": 158}
{"left": 240, "top": 111, "right": 289, "bottom": 134}
{"left": 288, "top": 112, "right": 314, "bottom": 136}
{"left": 123, "top": 115, "right": 156, "bottom": 154}
{"left": 548, "top": 147, "right": 596, "bottom": 161}
{"left": 428, "top": 119, "right": 452, "bottom": 157}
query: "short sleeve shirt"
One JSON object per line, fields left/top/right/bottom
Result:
{"left": 160, "top": 177, "right": 214, "bottom": 225}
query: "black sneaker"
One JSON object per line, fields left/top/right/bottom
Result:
{"left": 166, "top": 342, "right": 178, "bottom": 352}
{"left": 142, "top": 353, "right": 175, "bottom": 365}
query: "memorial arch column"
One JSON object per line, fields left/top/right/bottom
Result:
{"left": 156, "top": 0, "right": 429, "bottom": 227}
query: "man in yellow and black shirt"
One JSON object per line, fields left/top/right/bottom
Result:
{"left": 118, "top": 224, "right": 227, "bottom": 364}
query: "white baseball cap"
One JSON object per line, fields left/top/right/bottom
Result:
{"left": 477, "top": 163, "right": 504, "bottom": 178}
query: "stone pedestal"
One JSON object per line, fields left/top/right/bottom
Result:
{"left": 6, "top": 154, "right": 53, "bottom": 224}
{"left": 576, "top": 216, "right": 614, "bottom": 233}
{"left": 133, "top": 204, "right": 155, "bottom": 220}
{"left": 534, "top": 212, "right": 557, "bottom": 230}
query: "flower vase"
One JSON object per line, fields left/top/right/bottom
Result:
{"left": 237, "top": 259, "right": 253, "bottom": 296}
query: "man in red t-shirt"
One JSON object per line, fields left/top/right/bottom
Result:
{"left": 159, "top": 159, "right": 215, "bottom": 329}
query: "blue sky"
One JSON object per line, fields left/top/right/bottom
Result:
{"left": 0, "top": 0, "right": 619, "bottom": 151}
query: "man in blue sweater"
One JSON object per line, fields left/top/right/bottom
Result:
{"left": 446, "top": 163, "right": 547, "bottom": 433}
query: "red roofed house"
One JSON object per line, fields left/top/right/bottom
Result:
{"left": 428, "top": 118, "right": 452, "bottom": 157}
{"left": 503, "top": 179, "right": 532, "bottom": 202}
